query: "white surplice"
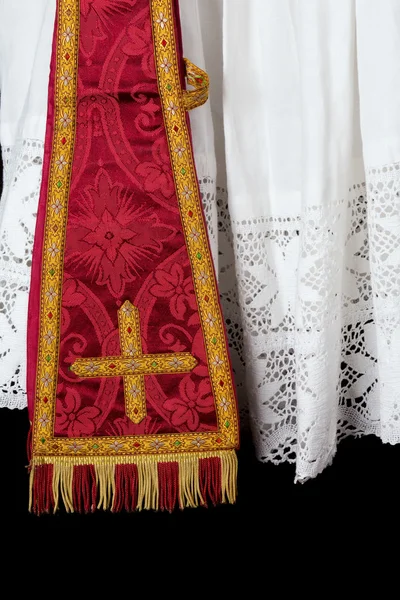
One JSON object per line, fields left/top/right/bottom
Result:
{"left": 200, "top": 0, "right": 400, "bottom": 481}
{"left": 1, "top": 0, "right": 400, "bottom": 483}
{"left": 0, "top": 0, "right": 56, "bottom": 408}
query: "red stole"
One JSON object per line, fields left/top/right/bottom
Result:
{"left": 28, "top": 0, "right": 238, "bottom": 514}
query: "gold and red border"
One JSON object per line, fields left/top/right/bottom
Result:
{"left": 32, "top": 0, "right": 239, "bottom": 458}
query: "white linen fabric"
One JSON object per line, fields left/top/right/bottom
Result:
{"left": 0, "top": 0, "right": 56, "bottom": 409}
{"left": 198, "top": 0, "right": 400, "bottom": 481}
{"left": 1, "top": 0, "right": 400, "bottom": 483}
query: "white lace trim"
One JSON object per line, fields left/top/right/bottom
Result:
{"left": 213, "top": 162, "right": 400, "bottom": 481}
{"left": 0, "top": 139, "right": 44, "bottom": 409}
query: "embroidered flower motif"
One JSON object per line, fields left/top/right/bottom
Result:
{"left": 110, "top": 441, "right": 124, "bottom": 452}
{"left": 182, "top": 186, "right": 193, "bottom": 200}
{"left": 48, "top": 243, "right": 60, "bottom": 258}
{"left": 66, "top": 169, "right": 174, "bottom": 297}
{"left": 69, "top": 441, "right": 83, "bottom": 454}
{"left": 56, "top": 387, "right": 101, "bottom": 437}
{"left": 189, "top": 228, "right": 200, "bottom": 243}
{"left": 174, "top": 145, "right": 186, "bottom": 158}
{"left": 151, "top": 438, "right": 165, "bottom": 450}
{"left": 128, "top": 360, "right": 140, "bottom": 372}
{"left": 150, "top": 263, "right": 197, "bottom": 321}
{"left": 56, "top": 155, "right": 67, "bottom": 171}
{"left": 62, "top": 26, "right": 74, "bottom": 43}
{"left": 205, "top": 313, "right": 217, "bottom": 327}
{"left": 46, "top": 287, "right": 57, "bottom": 302}
{"left": 169, "top": 357, "right": 184, "bottom": 369}
{"left": 212, "top": 355, "right": 224, "bottom": 368}
{"left": 122, "top": 303, "right": 134, "bottom": 316}
{"left": 125, "top": 343, "right": 137, "bottom": 357}
{"left": 198, "top": 270, "right": 209, "bottom": 285}
{"left": 60, "top": 112, "right": 72, "bottom": 128}
{"left": 156, "top": 12, "right": 168, "bottom": 29}
{"left": 192, "top": 437, "right": 205, "bottom": 448}
{"left": 39, "top": 413, "right": 50, "bottom": 428}
{"left": 160, "top": 57, "right": 172, "bottom": 73}
{"left": 128, "top": 384, "right": 140, "bottom": 398}
{"left": 41, "top": 373, "right": 53, "bottom": 388}
{"left": 85, "top": 362, "right": 99, "bottom": 374}
{"left": 164, "top": 376, "right": 214, "bottom": 432}
{"left": 167, "top": 101, "right": 179, "bottom": 116}
{"left": 52, "top": 199, "right": 63, "bottom": 214}
{"left": 60, "top": 70, "right": 72, "bottom": 86}
{"left": 44, "top": 330, "right": 56, "bottom": 345}
{"left": 219, "top": 397, "right": 231, "bottom": 413}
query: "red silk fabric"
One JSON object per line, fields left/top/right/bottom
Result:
{"left": 29, "top": 0, "right": 221, "bottom": 437}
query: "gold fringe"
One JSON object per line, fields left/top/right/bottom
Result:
{"left": 137, "top": 456, "right": 159, "bottom": 511}
{"left": 28, "top": 466, "right": 34, "bottom": 513}
{"left": 29, "top": 450, "right": 238, "bottom": 513}
{"left": 53, "top": 461, "right": 60, "bottom": 512}
{"left": 221, "top": 449, "right": 238, "bottom": 504}
{"left": 60, "top": 463, "right": 74, "bottom": 513}
{"left": 96, "top": 460, "right": 115, "bottom": 511}
{"left": 179, "top": 455, "right": 204, "bottom": 508}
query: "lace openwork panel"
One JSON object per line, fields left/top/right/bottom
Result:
{"left": 211, "top": 162, "right": 400, "bottom": 481}
{"left": 0, "top": 139, "right": 44, "bottom": 409}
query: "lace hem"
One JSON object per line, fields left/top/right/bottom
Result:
{"left": 0, "top": 139, "right": 44, "bottom": 410}
{"left": 214, "top": 161, "right": 400, "bottom": 481}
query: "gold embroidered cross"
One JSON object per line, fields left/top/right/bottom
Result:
{"left": 70, "top": 301, "right": 197, "bottom": 424}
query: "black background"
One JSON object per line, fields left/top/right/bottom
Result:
{"left": 3, "top": 407, "right": 400, "bottom": 535}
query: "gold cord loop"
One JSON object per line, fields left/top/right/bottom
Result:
{"left": 182, "top": 58, "right": 210, "bottom": 111}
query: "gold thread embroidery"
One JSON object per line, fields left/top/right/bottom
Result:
{"left": 32, "top": 0, "right": 239, "bottom": 458}
{"left": 70, "top": 301, "right": 197, "bottom": 424}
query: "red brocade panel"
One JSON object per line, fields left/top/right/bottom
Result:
{"left": 54, "top": 0, "right": 217, "bottom": 437}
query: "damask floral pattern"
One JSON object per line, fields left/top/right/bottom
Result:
{"left": 80, "top": 0, "right": 134, "bottom": 58}
{"left": 56, "top": 386, "right": 101, "bottom": 436}
{"left": 150, "top": 263, "right": 197, "bottom": 320}
{"left": 66, "top": 169, "right": 176, "bottom": 297}
{"left": 163, "top": 375, "right": 215, "bottom": 431}
{"left": 136, "top": 137, "right": 176, "bottom": 199}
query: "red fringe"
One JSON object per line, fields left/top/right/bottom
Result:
{"left": 72, "top": 465, "right": 97, "bottom": 513}
{"left": 31, "top": 457, "right": 225, "bottom": 514}
{"left": 158, "top": 461, "right": 179, "bottom": 512}
{"left": 32, "top": 464, "right": 54, "bottom": 515}
{"left": 199, "top": 457, "right": 222, "bottom": 506}
{"left": 27, "top": 423, "right": 33, "bottom": 465}
{"left": 113, "top": 464, "right": 138, "bottom": 512}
